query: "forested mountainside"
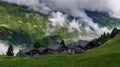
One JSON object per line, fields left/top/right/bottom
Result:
{"left": 86, "top": 10, "right": 120, "bottom": 28}
{"left": 0, "top": 1, "right": 120, "bottom": 46}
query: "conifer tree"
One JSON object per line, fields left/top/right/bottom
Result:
{"left": 16, "top": 50, "right": 23, "bottom": 56}
{"left": 33, "top": 40, "right": 44, "bottom": 48}
{"left": 111, "top": 28, "right": 118, "bottom": 38}
{"left": 60, "top": 40, "right": 65, "bottom": 46}
{"left": 6, "top": 44, "right": 14, "bottom": 56}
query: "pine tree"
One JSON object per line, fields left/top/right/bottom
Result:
{"left": 111, "top": 28, "right": 119, "bottom": 38}
{"left": 33, "top": 41, "right": 44, "bottom": 48}
{"left": 60, "top": 40, "right": 65, "bottom": 46}
{"left": 16, "top": 50, "right": 23, "bottom": 56}
{"left": 6, "top": 44, "right": 14, "bottom": 56}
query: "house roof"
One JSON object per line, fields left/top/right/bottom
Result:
{"left": 67, "top": 43, "right": 86, "bottom": 52}
{"left": 67, "top": 44, "right": 78, "bottom": 50}
{"left": 75, "top": 40, "right": 89, "bottom": 47}
{"left": 48, "top": 44, "right": 63, "bottom": 51}
{"left": 38, "top": 47, "right": 47, "bottom": 53}
{"left": 67, "top": 40, "right": 90, "bottom": 49}
{"left": 23, "top": 47, "right": 36, "bottom": 53}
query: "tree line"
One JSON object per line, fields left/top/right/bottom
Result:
{"left": 90, "top": 28, "right": 120, "bottom": 47}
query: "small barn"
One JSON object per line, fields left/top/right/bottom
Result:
{"left": 76, "top": 40, "right": 94, "bottom": 50}
{"left": 48, "top": 44, "right": 68, "bottom": 54}
{"left": 67, "top": 43, "right": 85, "bottom": 54}
{"left": 23, "top": 47, "right": 39, "bottom": 57}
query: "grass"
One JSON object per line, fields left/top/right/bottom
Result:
{"left": 0, "top": 34, "right": 120, "bottom": 67}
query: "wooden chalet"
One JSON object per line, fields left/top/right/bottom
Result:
{"left": 23, "top": 47, "right": 39, "bottom": 57}
{"left": 75, "top": 40, "right": 94, "bottom": 50}
{"left": 67, "top": 43, "right": 85, "bottom": 54}
{"left": 48, "top": 44, "right": 68, "bottom": 54}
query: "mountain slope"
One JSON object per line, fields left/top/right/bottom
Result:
{"left": 86, "top": 10, "right": 120, "bottom": 28}
{"left": 0, "top": 1, "right": 81, "bottom": 45}
{"left": 0, "top": 1, "right": 49, "bottom": 45}
{"left": 0, "top": 34, "right": 120, "bottom": 67}
{"left": 0, "top": 1, "right": 120, "bottom": 46}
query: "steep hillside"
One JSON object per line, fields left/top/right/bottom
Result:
{"left": 0, "top": 1, "right": 120, "bottom": 46}
{"left": 0, "top": 1, "right": 50, "bottom": 45}
{"left": 0, "top": 1, "right": 82, "bottom": 45}
{"left": 0, "top": 34, "right": 120, "bottom": 67}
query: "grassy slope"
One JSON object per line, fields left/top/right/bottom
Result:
{"left": 0, "top": 34, "right": 120, "bottom": 67}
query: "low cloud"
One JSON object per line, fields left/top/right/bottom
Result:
{"left": 1, "top": 0, "right": 118, "bottom": 40}
{"left": 45, "top": 11, "right": 111, "bottom": 41}
{"left": 2, "top": 0, "right": 120, "bottom": 18}
{"left": 0, "top": 41, "right": 23, "bottom": 55}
